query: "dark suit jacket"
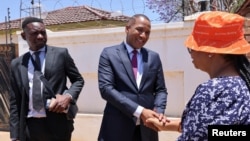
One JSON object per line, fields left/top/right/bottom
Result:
{"left": 9, "top": 46, "right": 84, "bottom": 140}
{"left": 98, "top": 42, "right": 167, "bottom": 141}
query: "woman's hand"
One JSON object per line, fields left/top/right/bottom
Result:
{"left": 146, "top": 117, "right": 181, "bottom": 132}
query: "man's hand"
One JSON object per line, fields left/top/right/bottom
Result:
{"left": 158, "top": 113, "right": 169, "bottom": 125}
{"left": 48, "top": 94, "right": 71, "bottom": 113}
{"left": 140, "top": 109, "right": 160, "bottom": 131}
{"left": 140, "top": 109, "right": 170, "bottom": 131}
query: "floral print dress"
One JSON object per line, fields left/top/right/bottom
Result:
{"left": 177, "top": 76, "right": 250, "bottom": 141}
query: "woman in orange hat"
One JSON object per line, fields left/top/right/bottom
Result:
{"left": 146, "top": 11, "right": 250, "bottom": 140}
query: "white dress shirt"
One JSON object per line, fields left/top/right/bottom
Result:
{"left": 27, "top": 47, "right": 46, "bottom": 118}
{"left": 124, "top": 41, "right": 144, "bottom": 125}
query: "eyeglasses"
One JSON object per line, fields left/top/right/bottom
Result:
{"left": 187, "top": 48, "right": 193, "bottom": 54}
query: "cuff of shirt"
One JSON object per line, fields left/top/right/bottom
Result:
{"left": 133, "top": 106, "right": 144, "bottom": 118}
{"left": 64, "top": 93, "right": 73, "bottom": 100}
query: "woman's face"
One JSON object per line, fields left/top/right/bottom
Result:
{"left": 188, "top": 49, "right": 211, "bottom": 72}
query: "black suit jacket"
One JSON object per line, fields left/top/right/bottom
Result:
{"left": 9, "top": 46, "right": 84, "bottom": 140}
{"left": 98, "top": 42, "right": 167, "bottom": 141}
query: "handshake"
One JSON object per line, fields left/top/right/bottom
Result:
{"left": 146, "top": 117, "right": 181, "bottom": 132}
{"left": 142, "top": 108, "right": 181, "bottom": 132}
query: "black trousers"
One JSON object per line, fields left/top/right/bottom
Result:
{"left": 26, "top": 117, "right": 72, "bottom": 141}
{"left": 133, "top": 125, "right": 142, "bottom": 141}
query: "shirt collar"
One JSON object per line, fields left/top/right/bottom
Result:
{"left": 29, "top": 46, "right": 46, "bottom": 55}
{"left": 124, "top": 41, "right": 141, "bottom": 54}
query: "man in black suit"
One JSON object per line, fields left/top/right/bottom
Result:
{"left": 97, "top": 14, "right": 168, "bottom": 141}
{"left": 9, "top": 17, "right": 84, "bottom": 141}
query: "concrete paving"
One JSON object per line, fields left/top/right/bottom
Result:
{"left": 0, "top": 114, "right": 181, "bottom": 141}
{"left": 0, "top": 131, "right": 180, "bottom": 141}
{"left": 0, "top": 131, "right": 9, "bottom": 141}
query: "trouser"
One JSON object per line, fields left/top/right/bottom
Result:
{"left": 26, "top": 117, "right": 72, "bottom": 141}
{"left": 133, "top": 125, "right": 142, "bottom": 141}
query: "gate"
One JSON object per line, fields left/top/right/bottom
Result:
{"left": 0, "top": 43, "right": 17, "bottom": 131}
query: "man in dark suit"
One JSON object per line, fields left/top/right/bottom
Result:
{"left": 9, "top": 17, "right": 84, "bottom": 141}
{"left": 98, "top": 14, "right": 168, "bottom": 141}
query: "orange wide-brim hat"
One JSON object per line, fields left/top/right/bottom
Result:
{"left": 185, "top": 11, "right": 250, "bottom": 54}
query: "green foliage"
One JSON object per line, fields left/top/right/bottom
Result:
{"left": 229, "top": 0, "right": 246, "bottom": 13}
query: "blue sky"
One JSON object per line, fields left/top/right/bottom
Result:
{"left": 0, "top": 0, "right": 163, "bottom": 24}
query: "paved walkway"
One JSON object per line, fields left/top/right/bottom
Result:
{"left": 0, "top": 131, "right": 9, "bottom": 141}
{"left": 0, "top": 114, "right": 181, "bottom": 141}
{"left": 0, "top": 131, "right": 180, "bottom": 141}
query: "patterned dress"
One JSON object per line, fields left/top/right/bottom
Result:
{"left": 177, "top": 76, "right": 250, "bottom": 141}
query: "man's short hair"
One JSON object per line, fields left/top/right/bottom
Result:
{"left": 22, "top": 17, "right": 44, "bottom": 29}
{"left": 127, "top": 14, "right": 150, "bottom": 26}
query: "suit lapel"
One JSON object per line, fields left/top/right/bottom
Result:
{"left": 20, "top": 53, "right": 31, "bottom": 97}
{"left": 44, "top": 46, "right": 55, "bottom": 78}
{"left": 139, "top": 48, "right": 148, "bottom": 90}
{"left": 118, "top": 43, "right": 138, "bottom": 88}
